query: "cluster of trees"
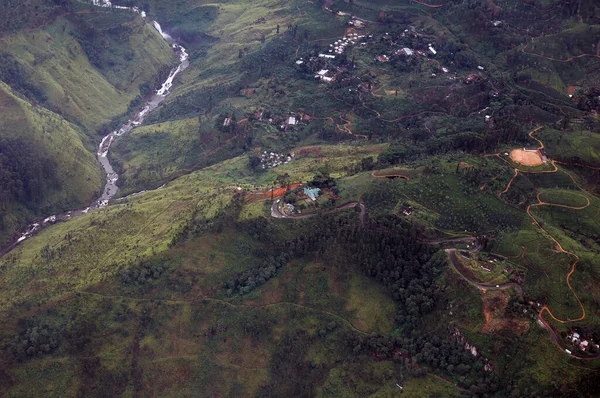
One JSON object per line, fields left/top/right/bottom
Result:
{"left": 502, "top": 174, "right": 536, "bottom": 207}
{"left": 0, "top": 52, "right": 47, "bottom": 103}
{"left": 0, "top": 138, "right": 58, "bottom": 219}
{"left": 283, "top": 171, "right": 339, "bottom": 206}
{"left": 228, "top": 211, "right": 439, "bottom": 326}
{"left": 11, "top": 324, "right": 60, "bottom": 360}
{"left": 340, "top": 217, "right": 441, "bottom": 326}
{"left": 309, "top": 171, "right": 337, "bottom": 191}
{"left": 248, "top": 154, "right": 263, "bottom": 171}
{"left": 0, "top": 0, "right": 74, "bottom": 35}
{"left": 576, "top": 87, "right": 600, "bottom": 112}
{"left": 376, "top": 113, "right": 529, "bottom": 168}
{"left": 505, "top": 296, "right": 537, "bottom": 320}
{"left": 224, "top": 253, "right": 290, "bottom": 295}
{"left": 120, "top": 261, "right": 168, "bottom": 286}
{"left": 240, "top": 36, "right": 297, "bottom": 80}
{"left": 262, "top": 213, "right": 441, "bottom": 327}
{"left": 71, "top": 15, "right": 137, "bottom": 71}
{"left": 349, "top": 333, "right": 500, "bottom": 394}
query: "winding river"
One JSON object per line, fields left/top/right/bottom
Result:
{"left": 0, "top": 12, "right": 189, "bottom": 257}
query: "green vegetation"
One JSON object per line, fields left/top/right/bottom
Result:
{"left": 0, "top": 81, "right": 102, "bottom": 245}
{"left": 0, "top": 12, "right": 176, "bottom": 132}
{"left": 540, "top": 126, "right": 600, "bottom": 166}
{"left": 0, "top": 4, "right": 177, "bottom": 244}
{"left": 3, "top": 0, "right": 600, "bottom": 395}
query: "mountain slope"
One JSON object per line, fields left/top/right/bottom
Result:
{"left": 0, "top": 81, "right": 103, "bottom": 244}
{"left": 0, "top": 11, "right": 177, "bottom": 132}
{"left": 0, "top": 6, "right": 179, "bottom": 244}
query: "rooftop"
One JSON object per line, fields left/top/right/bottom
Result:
{"left": 303, "top": 187, "right": 321, "bottom": 201}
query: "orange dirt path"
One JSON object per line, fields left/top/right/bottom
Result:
{"left": 245, "top": 183, "right": 302, "bottom": 202}
{"left": 525, "top": 187, "right": 589, "bottom": 324}
{"left": 522, "top": 41, "right": 600, "bottom": 63}
{"left": 493, "top": 127, "right": 591, "bottom": 325}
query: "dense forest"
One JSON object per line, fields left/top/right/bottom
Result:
{"left": 0, "top": 138, "right": 58, "bottom": 223}
{"left": 0, "top": 0, "right": 75, "bottom": 35}
{"left": 224, "top": 212, "right": 512, "bottom": 395}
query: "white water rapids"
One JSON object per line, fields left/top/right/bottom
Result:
{"left": 0, "top": 4, "right": 189, "bottom": 257}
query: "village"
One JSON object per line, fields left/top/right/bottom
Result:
{"left": 293, "top": 16, "right": 490, "bottom": 90}
{"left": 220, "top": 17, "right": 496, "bottom": 174}
{"left": 255, "top": 150, "right": 294, "bottom": 169}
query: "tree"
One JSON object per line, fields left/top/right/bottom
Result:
{"left": 248, "top": 155, "right": 261, "bottom": 170}
{"left": 275, "top": 173, "right": 291, "bottom": 191}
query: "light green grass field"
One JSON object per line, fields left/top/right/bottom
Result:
{"left": 0, "top": 13, "right": 176, "bottom": 132}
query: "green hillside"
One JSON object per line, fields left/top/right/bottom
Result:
{"left": 0, "top": 5, "right": 178, "bottom": 245}
{"left": 0, "top": 11, "right": 177, "bottom": 132}
{"left": 2, "top": 141, "right": 599, "bottom": 396}
{"left": 0, "top": 81, "right": 103, "bottom": 245}
{"left": 2, "top": 0, "right": 600, "bottom": 396}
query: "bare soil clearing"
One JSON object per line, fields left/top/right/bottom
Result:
{"left": 482, "top": 290, "right": 530, "bottom": 334}
{"left": 510, "top": 149, "right": 544, "bottom": 166}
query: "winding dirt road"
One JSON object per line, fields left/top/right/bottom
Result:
{"left": 446, "top": 247, "right": 600, "bottom": 359}
{"left": 522, "top": 41, "right": 600, "bottom": 63}
{"left": 480, "top": 126, "right": 600, "bottom": 358}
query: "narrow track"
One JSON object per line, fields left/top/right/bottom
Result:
{"left": 491, "top": 126, "right": 595, "bottom": 343}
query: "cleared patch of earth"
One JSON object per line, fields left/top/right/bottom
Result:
{"left": 482, "top": 290, "right": 530, "bottom": 334}
{"left": 510, "top": 149, "right": 543, "bottom": 166}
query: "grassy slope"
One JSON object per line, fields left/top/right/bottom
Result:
{"left": 0, "top": 12, "right": 176, "bottom": 132}
{"left": 1, "top": 140, "right": 599, "bottom": 394}
{"left": 0, "top": 143, "right": 408, "bottom": 397}
{"left": 150, "top": 0, "right": 305, "bottom": 98}
{"left": 0, "top": 81, "right": 103, "bottom": 243}
{"left": 0, "top": 9, "right": 177, "bottom": 243}
{"left": 539, "top": 126, "right": 600, "bottom": 165}
{"left": 110, "top": 0, "right": 345, "bottom": 193}
{"left": 109, "top": 117, "right": 203, "bottom": 193}
{"left": 0, "top": 144, "right": 383, "bottom": 315}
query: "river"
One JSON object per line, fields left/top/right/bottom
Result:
{"left": 0, "top": 10, "right": 189, "bottom": 257}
